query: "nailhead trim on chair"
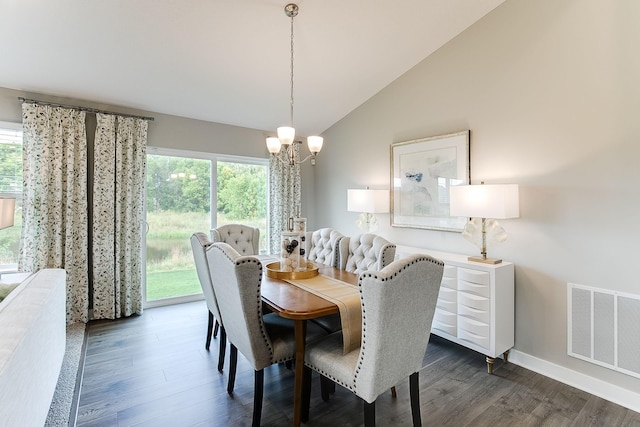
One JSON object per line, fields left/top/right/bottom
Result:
{"left": 351, "top": 255, "right": 444, "bottom": 391}
{"left": 333, "top": 236, "right": 343, "bottom": 268}
{"left": 305, "top": 255, "right": 445, "bottom": 396}
{"left": 212, "top": 243, "right": 284, "bottom": 362}
{"left": 381, "top": 244, "right": 396, "bottom": 269}
{"left": 239, "top": 256, "right": 277, "bottom": 361}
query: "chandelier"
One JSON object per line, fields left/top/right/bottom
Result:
{"left": 266, "top": 3, "right": 323, "bottom": 166}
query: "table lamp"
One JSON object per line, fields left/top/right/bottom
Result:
{"left": 449, "top": 183, "right": 519, "bottom": 264}
{"left": 347, "top": 188, "right": 389, "bottom": 233}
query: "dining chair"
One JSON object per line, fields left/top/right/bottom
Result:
{"left": 304, "top": 228, "right": 345, "bottom": 267}
{"left": 205, "top": 241, "right": 325, "bottom": 427}
{"left": 339, "top": 233, "right": 396, "bottom": 274}
{"left": 302, "top": 254, "right": 444, "bottom": 426}
{"left": 211, "top": 223, "right": 259, "bottom": 255}
{"left": 314, "top": 233, "right": 396, "bottom": 337}
{"left": 190, "top": 232, "right": 226, "bottom": 370}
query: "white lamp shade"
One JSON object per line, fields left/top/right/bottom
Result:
{"left": 449, "top": 184, "right": 519, "bottom": 219}
{"left": 347, "top": 189, "right": 389, "bottom": 214}
{"left": 277, "top": 126, "right": 295, "bottom": 145}
{"left": 0, "top": 198, "right": 15, "bottom": 230}
{"left": 307, "top": 136, "right": 323, "bottom": 154}
{"left": 266, "top": 137, "right": 282, "bottom": 154}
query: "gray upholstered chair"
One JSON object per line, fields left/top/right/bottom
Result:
{"left": 304, "top": 228, "right": 345, "bottom": 267}
{"left": 305, "top": 228, "right": 347, "bottom": 336}
{"left": 205, "top": 242, "right": 325, "bottom": 427}
{"left": 339, "top": 233, "right": 396, "bottom": 274}
{"left": 314, "top": 233, "right": 396, "bottom": 337}
{"left": 211, "top": 223, "right": 259, "bottom": 255}
{"left": 190, "top": 232, "right": 226, "bottom": 371}
{"left": 302, "top": 254, "right": 445, "bottom": 426}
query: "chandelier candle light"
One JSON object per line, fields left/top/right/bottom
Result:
{"left": 449, "top": 182, "right": 519, "bottom": 264}
{"left": 266, "top": 3, "right": 324, "bottom": 166}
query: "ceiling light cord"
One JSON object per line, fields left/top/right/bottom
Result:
{"left": 288, "top": 6, "right": 295, "bottom": 128}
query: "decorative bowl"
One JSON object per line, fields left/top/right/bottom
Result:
{"left": 265, "top": 261, "right": 319, "bottom": 279}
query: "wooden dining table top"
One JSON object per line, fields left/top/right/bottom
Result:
{"left": 260, "top": 265, "right": 359, "bottom": 319}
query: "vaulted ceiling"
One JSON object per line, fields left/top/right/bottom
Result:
{"left": 1, "top": 0, "right": 506, "bottom": 136}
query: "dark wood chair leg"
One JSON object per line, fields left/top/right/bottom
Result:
{"left": 364, "top": 399, "right": 376, "bottom": 427}
{"left": 302, "top": 365, "right": 312, "bottom": 422}
{"left": 252, "top": 369, "right": 264, "bottom": 427}
{"left": 391, "top": 386, "right": 397, "bottom": 398}
{"left": 218, "top": 326, "right": 226, "bottom": 372}
{"left": 320, "top": 375, "right": 332, "bottom": 402}
{"left": 410, "top": 372, "right": 421, "bottom": 427}
{"left": 227, "top": 344, "right": 237, "bottom": 394}
{"left": 213, "top": 319, "right": 219, "bottom": 338}
{"left": 206, "top": 311, "right": 214, "bottom": 350}
{"left": 285, "top": 360, "right": 293, "bottom": 369}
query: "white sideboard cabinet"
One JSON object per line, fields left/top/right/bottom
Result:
{"left": 396, "top": 246, "right": 514, "bottom": 373}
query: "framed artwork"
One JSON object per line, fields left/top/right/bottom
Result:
{"left": 390, "top": 130, "right": 470, "bottom": 231}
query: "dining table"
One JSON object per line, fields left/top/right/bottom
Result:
{"left": 261, "top": 265, "right": 359, "bottom": 427}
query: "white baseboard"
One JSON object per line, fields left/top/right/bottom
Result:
{"left": 509, "top": 349, "right": 640, "bottom": 414}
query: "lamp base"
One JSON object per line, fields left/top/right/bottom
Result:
{"left": 468, "top": 256, "right": 503, "bottom": 264}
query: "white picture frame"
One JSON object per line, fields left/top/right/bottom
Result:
{"left": 390, "top": 130, "right": 470, "bottom": 231}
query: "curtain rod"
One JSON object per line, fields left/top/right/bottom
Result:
{"left": 18, "top": 97, "right": 155, "bottom": 122}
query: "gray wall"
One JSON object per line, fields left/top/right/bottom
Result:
{"left": 315, "top": 0, "right": 640, "bottom": 397}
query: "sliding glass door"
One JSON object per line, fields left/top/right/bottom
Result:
{"left": 144, "top": 148, "right": 267, "bottom": 306}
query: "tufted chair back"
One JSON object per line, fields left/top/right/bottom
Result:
{"left": 340, "top": 234, "right": 396, "bottom": 274}
{"left": 205, "top": 242, "right": 292, "bottom": 371}
{"left": 354, "top": 255, "right": 443, "bottom": 402}
{"left": 190, "top": 232, "right": 222, "bottom": 327}
{"left": 211, "top": 224, "right": 259, "bottom": 255}
{"left": 302, "top": 254, "right": 444, "bottom": 425}
{"left": 304, "top": 228, "right": 345, "bottom": 267}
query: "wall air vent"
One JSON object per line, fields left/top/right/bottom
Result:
{"left": 568, "top": 283, "right": 640, "bottom": 379}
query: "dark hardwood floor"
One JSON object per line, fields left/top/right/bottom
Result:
{"left": 76, "top": 301, "right": 640, "bottom": 427}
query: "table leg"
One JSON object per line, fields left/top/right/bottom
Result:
{"left": 293, "top": 319, "right": 307, "bottom": 427}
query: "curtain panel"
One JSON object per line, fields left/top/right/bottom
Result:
{"left": 19, "top": 104, "right": 89, "bottom": 323}
{"left": 92, "top": 114, "right": 147, "bottom": 319}
{"left": 268, "top": 143, "right": 301, "bottom": 254}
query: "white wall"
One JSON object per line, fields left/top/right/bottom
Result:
{"left": 315, "top": 0, "right": 640, "bottom": 403}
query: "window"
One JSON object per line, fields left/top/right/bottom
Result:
{"left": 144, "top": 148, "right": 268, "bottom": 306}
{"left": 0, "top": 122, "right": 22, "bottom": 266}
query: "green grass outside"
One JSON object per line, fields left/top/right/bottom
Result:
{"left": 145, "top": 210, "right": 266, "bottom": 301}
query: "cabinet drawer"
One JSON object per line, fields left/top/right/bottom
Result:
{"left": 458, "top": 279, "right": 490, "bottom": 298}
{"left": 437, "top": 287, "right": 457, "bottom": 303}
{"left": 441, "top": 276, "right": 457, "bottom": 290}
{"left": 443, "top": 265, "right": 457, "bottom": 279}
{"left": 436, "top": 298, "right": 457, "bottom": 313}
{"left": 458, "top": 302, "right": 490, "bottom": 324}
{"left": 458, "top": 292, "right": 490, "bottom": 312}
{"left": 434, "top": 308, "right": 457, "bottom": 328}
{"left": 459, "top": 316, "right": 489, "bottom": 337}
{"left": 458, "top": 328, "right": 490, "bottom": 350}
{"left": 432, "top": 319, "right": 457, "bottom": 337}
{"left": 458, "top": 268, "right": 490, "bottom": 285}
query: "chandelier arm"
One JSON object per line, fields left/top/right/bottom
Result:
{"left": 298, "top": 154, "right": 315, "bottom": 164}
{"left": 270, "top": 153, "right": 289, "bottom": 166}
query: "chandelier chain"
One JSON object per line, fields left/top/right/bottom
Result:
{"left": 289, "top": 11, "right": 295, "bottom": 127}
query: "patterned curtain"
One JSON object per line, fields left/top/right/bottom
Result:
{"left": 268, "top": 143, "right": 301, "bottom": 254}
{"left": 92, "top": 114, "right": 147, "bottom": 319}
{"left": 19, "top": 104, "right": 89, "bottom": 323}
